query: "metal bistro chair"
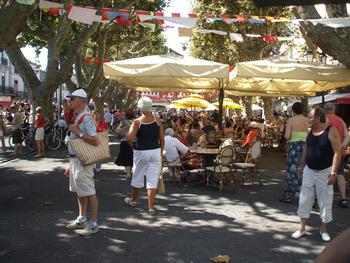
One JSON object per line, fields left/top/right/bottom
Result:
{"left": 234, "top": 141, "right": 262, "bottom": 186}
{"left": 162, "top": 156, "right": 188, "bottom": 187}
{"left": 205, "top": 145, "right": 236, "bottom": 192}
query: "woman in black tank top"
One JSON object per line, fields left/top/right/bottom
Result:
{"left": 125, "top": 97, "right": 164, "bottom": 215}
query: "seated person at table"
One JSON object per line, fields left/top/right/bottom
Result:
{"left": 176, "top": 118, "right": 189, "bottom": 146}
{"left": 186, "top": 119, "right": 202, "bottom": 146}
{"left": 222, "top": 123, "right": 260, "bottom": 153}
{"left": 202, "top": 117, "right": 217, "bottom": 134}
{"left": 164, "top": 128, "right": 200, "bottom": 172}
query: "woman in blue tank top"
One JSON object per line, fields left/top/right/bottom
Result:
{"left": 125, "top": 97, "right": 164, "bottom": 215}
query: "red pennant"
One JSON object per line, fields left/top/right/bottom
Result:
{"left": 101, "top": 8, "right": 113, "bottom": 21}
{"left": 49, "top": 8, "right": 60, "bottom": 16}
{"left": 115, "top": 16, "right": 132, "bottom": 26}
{"left": 85, "top": 57, "right": 91, "bottom": 64}
{"left": 94, "top": 58, "right": 100, "bottom": 64}
{"left": 171, "top": 13, "right": 180, "bottom": 17}
{"left": 262, "top": 35, "right": 277, "bottom": 42}
{"left": 153, "top": 11, "right": 164, "bottom": 24}
{"left": 103, "top": 58, "right": 110, "bottom": 63}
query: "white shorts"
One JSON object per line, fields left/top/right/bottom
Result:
{"left": 35, "top": 127, "right": 44, "bottom": 140}
{"left": 132, "top": 148, "right": 162, "bottom": 189}
{"left": 69, "top": 158, "right": 96, "bottom": 197}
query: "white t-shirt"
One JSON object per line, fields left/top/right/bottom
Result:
{"left": 164, "top": 135, "right": 188, "bottom": 162}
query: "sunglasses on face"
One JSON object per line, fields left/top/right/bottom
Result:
{"left": 68, "top": 96, "right": 79, "bottom": 101}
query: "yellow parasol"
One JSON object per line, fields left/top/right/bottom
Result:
{"left": 213, "top": 98, "right": 242, "bottom": 109}
{"left": 172, "top": 96, "right": 216, "bottom": 109}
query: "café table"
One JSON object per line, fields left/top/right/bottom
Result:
{"left": 191, "top": 147, "right": 220, "bottom": 167}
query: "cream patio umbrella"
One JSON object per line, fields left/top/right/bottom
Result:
{"left": 226, "top": 59, "right": 350, "bottom": 96}
{"left": 103, "top": 54, "right": 229, "bottom": 91}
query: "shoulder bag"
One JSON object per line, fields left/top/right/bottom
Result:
{"left": 69, "top": 114, "right": 111, "bottom": 166}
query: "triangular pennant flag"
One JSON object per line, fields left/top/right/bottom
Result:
{"left": 248, "top": 16, "right": 266, "bottom": 24}
{"left": 206, "top": 18, "right": 223, "bottom": 23}
{"left": 106, "top": 11, "right": 129, "bottom": 21}
{"left": 196, "top": 29, "right": 227, "bottom": 36}
{"left": 68, "top": 6, "right": 97, "bottom": 25}
{"left": 178, "top": 27, "right": 194, "bottom": 37}
{"left": 39, "top": 0, "right": 64, "bottom": 9}
{"left": 162, "top": 17, "right": 197, "bottom": 28}
{"left": 229, "top": 33, "right": 244, "bottom": 42}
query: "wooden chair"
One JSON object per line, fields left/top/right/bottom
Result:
{"left": 234, "top": 141, "right": 262, "bottom": 186}
{"left": 205, "top": 145, "right": 236, "bottom": 192}
{"left": 162, "top": 157, "right": 187, "bottom": 187}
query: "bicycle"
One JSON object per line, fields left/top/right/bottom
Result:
{"left": 8, "top": 123, "right": 35, "bottom": 150}
{"left": 44, "top": 124, "right": 64, "bottom": 151}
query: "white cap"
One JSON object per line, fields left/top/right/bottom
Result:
{"left": 67, "top": 89, "right": 87, "bottom": 98}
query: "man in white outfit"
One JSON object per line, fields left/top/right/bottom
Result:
{"left": 292, "top": 108, "right": 341, "bottom": 242}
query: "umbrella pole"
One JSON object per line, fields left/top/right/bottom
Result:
{"left": 218, "top": 84, "right": 224, "bottom": 131}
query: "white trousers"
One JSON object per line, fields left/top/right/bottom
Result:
{"left": 132, "top": 148, "right": 161, "bottom": 189}
{"left": 297, "top": 165, "right": 333, "bottom": 223}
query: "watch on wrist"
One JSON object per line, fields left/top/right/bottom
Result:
{"left": 79, "top": 132, "right": 84, "bottom": 138}
{"left": 330, "top": 172, "right": 337, "bottom": 176}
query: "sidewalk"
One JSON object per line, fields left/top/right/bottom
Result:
{"left": 0, "top": 135, "right": 34, "bottom": 164}
{"left": 0, "top": 144, "right": 349, "bottom": 263}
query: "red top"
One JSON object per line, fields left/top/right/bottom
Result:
{"left": 242, "top": 129, "right": 258, "bottom": 148}
{"left": 327, "top": 113, "right": 346, "bottom": 154}
{"left": 35, "top": 115, "right": 44, "bottom": 128}
{"left": 96, "top": 120, "right": 108, "bottom": 132}
{"left": 64, "top": 109, "right": 75, "bottom": 124}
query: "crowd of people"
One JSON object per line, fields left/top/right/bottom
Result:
{"left": 1, "top": 93, "right": 349, "bottom": 246}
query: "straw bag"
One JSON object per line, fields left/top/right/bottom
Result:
{"left": 156, "top": 167, "right": 165, "bottom": 194}
{"left": 69, "top": 114, "right": 111, "bottom": 166}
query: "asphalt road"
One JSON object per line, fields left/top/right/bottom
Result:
{"left": 0, "top": 141, "right": 349, "bottom": 263}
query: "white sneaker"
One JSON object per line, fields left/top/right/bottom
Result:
{"left": 291, "top": 230, "right": 306, "bottom": 239}
{"left": 320, "top": 232, "right": 331, "bottom": 242}
{"left": 75, "top": 224, "right": 99, "bottom": 236}
{"left": 66, "top": 218, "right": 87, "bottom": 230}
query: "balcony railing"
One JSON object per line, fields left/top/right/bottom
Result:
{"left": 0, "top": 86, "right": 28, "bottom": 98}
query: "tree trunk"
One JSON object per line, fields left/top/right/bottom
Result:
{"left": 294, "top": 4, "right": 350, "bottom": 68}
{"left": 242, "top": 97, "right": 253, "bottom": 119}
{"left": 261, "top": 97, "right": 275, "bottom": 122}
{"left": 301, "top": 97, "right": 309, "bottom": 116}
{"left": 0, "top": 0, "right": 38, "bottom": 50}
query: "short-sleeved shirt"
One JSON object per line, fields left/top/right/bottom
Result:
{"left": 12, "top": 112, "right": 23, "bottom": 131}
{"left": 164, "top": 135, "right": 188, "bottom": 162}
{"left": 104, "top": 112, "right": 113, "bottom": 123}
{"left": 68, "top": 110, "right": 97, "bottom": 155}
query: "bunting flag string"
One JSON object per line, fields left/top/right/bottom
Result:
{"left": 38, "top": 0, "right": 350, "bottom": 32}
{"left": 178, "top": 28, "right": 300, "bottom": 43}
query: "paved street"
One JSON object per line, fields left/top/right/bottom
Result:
{"left": 0, "top": 142, "right": 349, "bottom": 263}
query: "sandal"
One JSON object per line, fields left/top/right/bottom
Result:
{"left": 279, "top": 196, "right": 292, "bottom": 203}
{"left": 148, "top": 209, "right": 156, "bottom": 215}
{"left": 338, "top": 199, "right": 348, "bottom": 208}
{"left": 124, "top": 197, "right": 137, "bottom": 207}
